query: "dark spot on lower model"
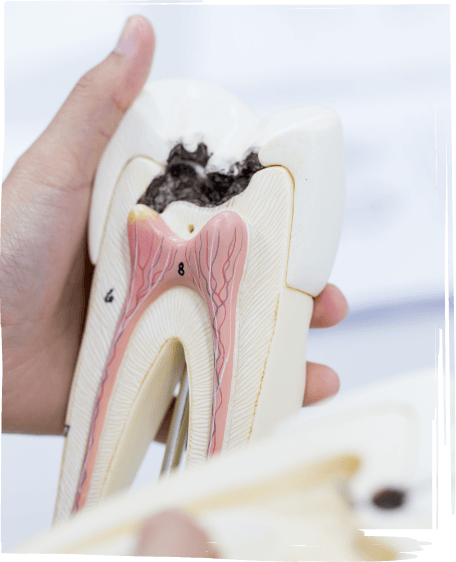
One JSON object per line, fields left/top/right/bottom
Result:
{"left": 138, "top": 143, "right": 264, "bottom": 213}
{"left": 372, "top": 488, "right": 406, "bottom": 510}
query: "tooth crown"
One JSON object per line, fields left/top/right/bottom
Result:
{"left": 90, "top": 80, "right": 345, "bottom": 298}
{"left": 89, "top": 81, "right": 260, "bottom": 264}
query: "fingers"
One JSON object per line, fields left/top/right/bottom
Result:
{"left": 310, "top": 283, "right": 348, "bottom": 328}
{"left": 305, "top": 284, "right": 345, "bottom": 404}
{"left": 136, "top": 509, "right": 219, "bottom": 558}
{"left": 303, "top": 362, "right": 340, "bottom": 406}
{"left": 26, "top": 15, "right": 155, "bottom": 190}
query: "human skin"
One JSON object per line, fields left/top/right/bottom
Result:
{"left": 1, "top": 15, "right": 347, "bottom": 555}
{"left": 135, "top": 509, "right": 221, "bottom": 558}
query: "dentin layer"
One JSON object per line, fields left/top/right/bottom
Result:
{"left": 72, "top": 206, "right": 248, "bottom": 513}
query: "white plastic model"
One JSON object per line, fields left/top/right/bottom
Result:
{"left": 54, "top": 80, "right": 345, "bottom": 521}
{"left": 17, "top": 370, "right": 434, "bottom": 559}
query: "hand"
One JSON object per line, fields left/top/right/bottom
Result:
{"left": 1, "top": 15, "right": 348, "bottom": 436}
{"left": 1, "top": 16, "right": 155, "bottom": 434}
{"left": 304, "top": 283, "right": 347, "bottom": 405}
{"left": 135, "top": 509, "right": 220, "bottom": 558}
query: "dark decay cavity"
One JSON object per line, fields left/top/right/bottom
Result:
{"left": 138, "top": 143, "right": 264, "bottom": 213}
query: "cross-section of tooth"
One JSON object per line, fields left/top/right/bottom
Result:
{"left": 54, "top": 80, "right": 345, "bottom": 522}
{"left": 72, "top": 205, "right": 248, "bottom": 513}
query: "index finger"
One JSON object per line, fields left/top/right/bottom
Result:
{"left": 310, "top": 283, "right": 348, "bottom": 328}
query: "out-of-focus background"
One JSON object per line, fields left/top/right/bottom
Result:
{"left": 2, "top": 2, "right": 451, "bottom": 551}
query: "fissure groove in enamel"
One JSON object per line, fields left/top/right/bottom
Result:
{"left": 72, "top": 207, "right": 248, "bottom": 514}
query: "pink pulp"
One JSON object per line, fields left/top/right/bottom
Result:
{"left": 72, "top": 207, "right": 248, "bottom": 513}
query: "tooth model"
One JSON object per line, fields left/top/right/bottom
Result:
{"left": 54, "top": 80, "right": 345, "bottom": 522}
{"left": 17, "top": 369, "right": 434, "bottom": 558}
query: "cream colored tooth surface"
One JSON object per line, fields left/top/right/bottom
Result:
{"left": 55, "top": 80, "right": 345, "bottom": 523}
{"left": 16, "top": 369, "right": 434, "bottom": 559}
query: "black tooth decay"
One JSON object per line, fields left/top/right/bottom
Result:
{"left": 138, "top": 143, "right": 264, "bottom": 213}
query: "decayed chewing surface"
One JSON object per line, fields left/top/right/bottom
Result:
{"left": 139, "top": 142, "right": 264, "bottom": 212}
{"left": 54, "top": 80, "right": 345, "bottom": 522}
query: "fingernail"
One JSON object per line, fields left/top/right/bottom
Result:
{"left": 115, "top": 16, "right": 138, "bottom": 57}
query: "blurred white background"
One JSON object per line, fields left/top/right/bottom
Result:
{"left": 2, "top": 2, "right": 451, "bottom": 552}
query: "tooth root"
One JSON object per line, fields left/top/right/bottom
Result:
{"left": 126, "top": 209, "right": 248, "bottom": 460}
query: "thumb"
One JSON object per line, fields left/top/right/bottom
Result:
{"left": 135, "top": 509, "right": 220, "bottom": 558}
{"left": 26, "top": 15, "right": 155, "bottom": 190}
